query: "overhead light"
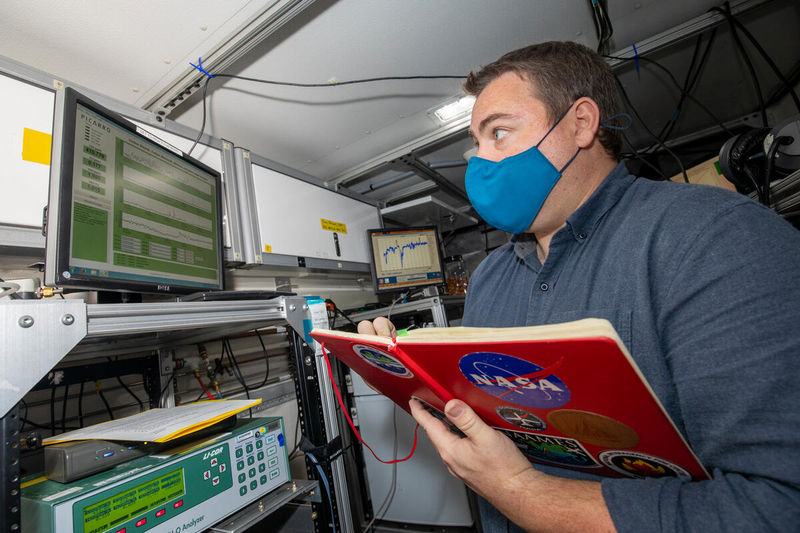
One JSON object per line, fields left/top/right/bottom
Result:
{"left": 428, "top": 95, "right": 475, "bottom": 125}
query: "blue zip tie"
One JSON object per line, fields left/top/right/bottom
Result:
{"left": 632, "top": 44, "right": 640, "bottom": 74}
{"left": 189, "top": 57, "right": 215, "bottom": 78}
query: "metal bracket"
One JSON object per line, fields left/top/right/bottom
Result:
{"left": 0, "top": 300, "right": 87, "bottom": 417}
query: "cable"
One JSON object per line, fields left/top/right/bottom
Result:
{"left": 320, "top": 342, "right": 419, "bottom": 464}
{"left": 744, "top": 166, "right": 764, "bottom": 204}
{"left": 719, "top": 2, "right": 767, "bottom": 127}
{"left": 20, "top": 399, "right": 27, "bottom": 433}
{"left": 186, "top": 71, "right": 466, "bottom": 156}
{"left": 386, "top": 292, "right": 406, "bottom": 322}
{"left": 61, "top": 383, "right": 69, "bottom": 434}
{"left": 307, "top": 452, "right": 337, "bottom": 533}
{"left": 253, "top": 329, "right": 271, "bottom": 389}
{"left": 621, "top": 130, "right": 668, "bottom": 180}
{"left": 604, "top": 53, "right": 733, "bottom": 138}
{"left": 159, "top": 370, "right": 176, "bottom": 407}
{"left": 614, "top": 76, "right": 688, "bottom": 182}
{"left": 95, "top": 381, "right": 115, "bottom": 420}
{"left": 764, "top": 136, "right": 792, "bottom": 207}
{"left": 363, "top": 406, "right": 400, "bottom": 533}
{"left": 288, "top": 412, "right": 302, "bottom": 459}
{"left": 196, "top": 375, "right": 216, "bottom": 401}
{"left": 224, "top": 338, "right": 254, "bottom": 417}
{"left": 708, "top": 5, "right": 800, "bottom": 113}
{"left": 326, "top": 299, "right": 358, "bottom": 328}
{"left": 109, "top": 357, "right": 145, "bottom": 413}
{"left": 78, "top": 381, "right": 85, "bottom": 427}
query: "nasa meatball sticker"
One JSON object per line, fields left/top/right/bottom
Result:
{"left": 352, "top": 344, "right": 413, "bottom": 378}
{"left": 459, "top": 352, "right": 570, "bottom": 409}
{"left": 598, "top": 450, "right": 692, "bottom": 480}
{"left": 411, "top": 397, "right": 466, "bottom": 438}
{"left": 495, "top": 406, "right": 547, "bottom": 431}
{"left": 498, "top": 429, "right": 600, "bottom": 469}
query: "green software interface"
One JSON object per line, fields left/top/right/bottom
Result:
{"left": 82, "top": 469, "right": 185, "bottom": 533}
{"left": 69, "top": 104, "right": 220, "bottom": 289}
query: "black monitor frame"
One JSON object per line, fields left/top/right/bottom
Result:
{"left": 44, "top": 87, "right": 224, "bottom": 295}
{"left": 366, "top": 225, "right": 446, "bottom": 295}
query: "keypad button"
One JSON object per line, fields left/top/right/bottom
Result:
{"left": 236, "top": 461, "right": 244, "bottom": 471}
{"left": 259, "top": 463, "right": 266, "bottom": 473}
{"left": 268, "top": 457, "right": 278, "bottom": 468}
{"left": 238, "top": 473, "right": 246, "bottom": 483}
{"left": 256, "top": 440, "right": 263, "bottom": 449}
{"left": 247, "top": 456, "right": 255, "bottom": 466}
{"left": 219, "top": 463, "right": 227, "bottom": 473}
{"left": 235, "top": 448, "right": 243, "bottom": 458}
{"left": 250, "top": 480, "right": 257, "bottom": 490}
{"left": 260, "top": 475, "right": 267, "bottom": 485}
{"left": 267, "top": 446, "right": 277, "bottom": 456}
{"left": 240, "top": 486, "right": 247, "bottom": 496}
{"left": 249, "top": 468, "right": 256, "bottom": 478}
{"left": 257, "top": 451, "right": 264, "bottom": 461}
{"left": 246, "top": 444, "right": 254, "bottom": 454}
{"left": 269, "top": 469, "right": 280, "bottom": 480}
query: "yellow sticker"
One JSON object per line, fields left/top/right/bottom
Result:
{"left": 321, "top": 218, "right": 347, "bottom": 234}
{"left": 22, "top": 128, "right": 52, "bottom": 166}
{"left": 264, "top": 244, "right": 272, "bottom": 253}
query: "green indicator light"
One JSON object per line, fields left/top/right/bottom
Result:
{"left": 94, "top": 456, "right": 99, "bottom": 460}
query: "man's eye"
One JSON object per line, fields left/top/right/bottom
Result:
{"left": 493, "top": 129, "right": 508, "bottom": 141}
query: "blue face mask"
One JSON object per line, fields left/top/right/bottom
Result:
{"left": 465, "top": 107, "right": 631, "bottom": 234}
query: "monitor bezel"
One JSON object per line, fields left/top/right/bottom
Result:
{"left": 44, "top": 87, "right": 225, "bottom": 295}
{"left": 366, "top": 225, "right": 446, "bottom": 295}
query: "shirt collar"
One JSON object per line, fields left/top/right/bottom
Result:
{"left": 565, "top": 161, "right": 634, "bottom": 244}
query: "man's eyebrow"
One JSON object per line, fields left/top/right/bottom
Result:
{"left": 478, "top": 112, "right": 516, "bottom": 135}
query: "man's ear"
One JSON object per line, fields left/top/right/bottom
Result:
{"left": 573, "top": 97, "right": 601, "bottom": 149}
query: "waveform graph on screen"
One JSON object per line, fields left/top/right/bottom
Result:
{"left": 378, "top": 234, "right": 432, "bottom": 271}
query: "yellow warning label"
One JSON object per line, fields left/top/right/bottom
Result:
{"left": 264, "top": 244, "right": 272, "bottom": 253}
{"left": 321, "top": 218, "right": 347, "bottom": 234}
{"left": 22, "top": 128, "right": 52, "bottom": 166}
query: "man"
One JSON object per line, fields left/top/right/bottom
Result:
{"left": 359, "top": 42, "right": 800, "bottom": 532}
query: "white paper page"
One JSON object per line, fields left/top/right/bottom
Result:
{"left": 43, "top": 399, "right": 260, "bottom": 444}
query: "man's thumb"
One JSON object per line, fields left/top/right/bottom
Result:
{"left": 445, "top": 399, "right": 485, "bottom": 439}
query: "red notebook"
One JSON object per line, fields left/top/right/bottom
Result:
{"left": 310, "top": 318, "right": 709, "bottom": 481}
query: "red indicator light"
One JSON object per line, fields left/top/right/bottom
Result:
{"left": 135, "top": 519, "right": 147, "bottom": 528}
{"left": 173, "top": 500, "right": 184, "bottom": 509}
{"left": 116, "top": 529, "right": 126, "bottom": 533}
{"left": 155, "top": 509, "right": 166, "bottom": 518}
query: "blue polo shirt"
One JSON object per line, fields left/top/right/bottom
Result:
{"left": 463, "top": 162, "right": 800, "bottom": 532}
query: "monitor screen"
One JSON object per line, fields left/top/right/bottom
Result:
{"left": 367, "top": 226, "right": 445, "bottom": 294}
{"left": 44, "top": 88, "right": 224, "bottom": 294}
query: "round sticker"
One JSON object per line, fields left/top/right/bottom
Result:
{"left": 547, "top": 410, "right": 640, "bottom": 448}
{"left": 352, "top": 344, "right": 413, "bottom": 378}
{"left": 495, "top": 406, "right": 547, "bottom": 431}
{"left": 598, "top": 450, "right": 692, "bottom": 480}
{"left": 459, "top": 352, "right": 570, "bottom": 409}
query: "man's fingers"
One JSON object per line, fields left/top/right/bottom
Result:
{"left": 357, "top": 320, "right": 377, "bottom": 335}
{"left": 444, "top": 399, "right": 490, "bottom": 442}
{"left": 409, "top": 399, "right": 457, "bottom": 445}
{"left": 373, "top": 317, "right": 397, "bottom": 338}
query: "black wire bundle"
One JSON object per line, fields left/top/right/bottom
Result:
{"left": 325, "top": 298, "right": 357, "bottom": 328}
{"left": 95, "top": 382, "right": 115, "bottom": 420}
{"left": 589, "top": 0, "right": 614, "bottom": 54}
{"left": 108, "top": 357, "right": 145, "bottom": 413}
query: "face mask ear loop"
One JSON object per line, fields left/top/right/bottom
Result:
{"left": 535, "top": 103, "right": 575, "bottom": 148}
{"left": 558, "top": 148, "right": 581, "bottom": 174}
{"left": 599, "top": 113, "right": 633, "bottom": 131}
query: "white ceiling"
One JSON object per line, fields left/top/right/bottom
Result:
{"left": 2, "top": 0, "right": 798, "bottom": 227}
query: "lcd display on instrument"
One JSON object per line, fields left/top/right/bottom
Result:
{"left": 82, "top": 469, "right": 185, "bottom": 533}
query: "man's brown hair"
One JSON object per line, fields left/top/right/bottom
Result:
{"left": 464, "top": 41, "right": 622, "bottom": 160}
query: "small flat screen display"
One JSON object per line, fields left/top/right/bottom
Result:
{"left": 367, "top": 226, "right": 444, "bottom": 294}
{"left": 81, "top": 469, "right": 185, "bottom": 533}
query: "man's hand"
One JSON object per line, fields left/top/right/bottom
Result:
{"left": 409, "top": 398, "right": 537, "bottom": 501}
{"left": 409, "top": 398, "right": 616, "bottom": 533}
{"left": 357, "top": 316, "right": 397, "bottom": 338}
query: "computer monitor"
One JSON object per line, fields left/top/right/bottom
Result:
{"left": 367, "top": 226, "right": 445, "bottom": 294}
{"left": 44, "top": 87, "right": 224, "bottom": 295}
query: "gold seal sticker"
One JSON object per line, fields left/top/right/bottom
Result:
{"left": 547, "top": 410, "right": 640, "bottom": 449}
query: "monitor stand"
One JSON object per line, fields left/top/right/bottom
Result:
{"left": 96, "top": 291, "right": 143, "bottom": 304}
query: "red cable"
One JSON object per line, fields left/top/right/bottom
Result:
{"left": 321, "top": 342, "right": 419, "bottom": 464}
{"left": 196, "top": 375, "right": 215, "bottom": 401}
